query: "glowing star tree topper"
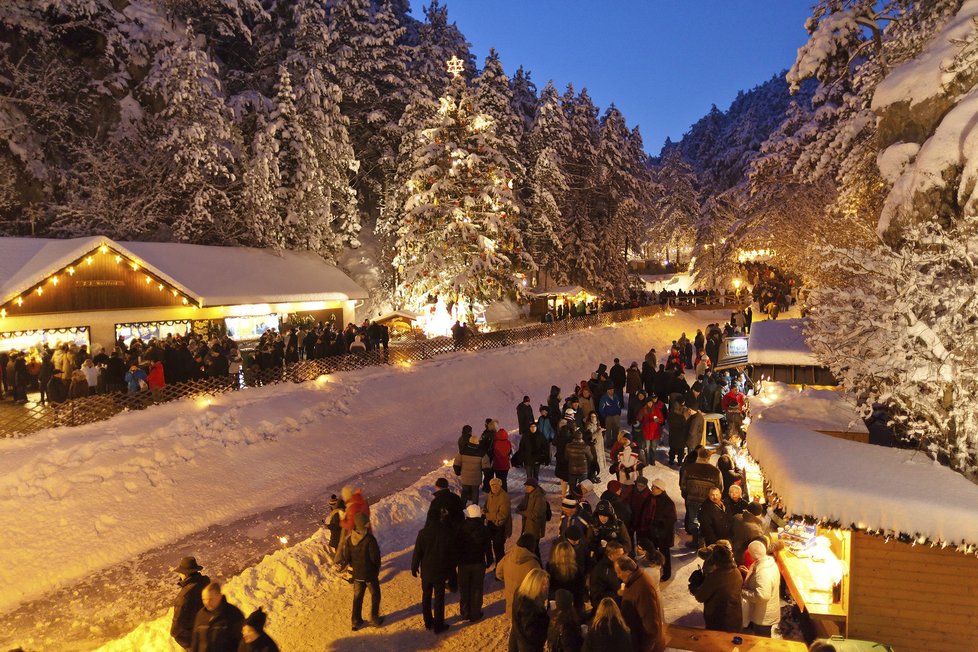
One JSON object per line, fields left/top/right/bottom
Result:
{"left": 446, "top": 55, "right": 465, "bottom": 78}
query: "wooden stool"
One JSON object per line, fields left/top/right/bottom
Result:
{"left": 702, "top": 413, "right": 724, "bottom": 447}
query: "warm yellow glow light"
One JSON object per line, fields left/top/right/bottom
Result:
{"left": 158, "top": 284, "right": 164, "bottom": 291}
{"left": 182, "top": 297, "right": 189, "bottom": 305}
{"left": 114, "top": 255, "right": 122, "bottom": 264}
{"left": 99, "top": 245, "right": 108, "bottom": 254}
{"left": 15, "top": 297, "right": 23, "bottom": 307}
{"left": 36, "top": 287, "right": 43, "bottom": 296}
{"left": 50, "top": 276, "right": 58, "bottom": 286}
{"left": 86, "top": 256, "right": 93, "bottom": 265}
{"left": 67, "top": 267, "right": 75, "bottom": 276}
{"left": 145, "top": 275, "right": 152, "bottom": 284}
{"left": 131, "top": 262, "right": 139, "bottom": 271}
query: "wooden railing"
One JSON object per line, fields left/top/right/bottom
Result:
{"left": 0, "top": 304, "right": 666, "bottom": 438}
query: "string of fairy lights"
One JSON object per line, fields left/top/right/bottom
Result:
{"left": 0, "top": 242, "right": 200, "bottom": 320}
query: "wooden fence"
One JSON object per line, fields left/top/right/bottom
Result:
{"left": 0, "top": 297, "right": 746, "bottom": 439}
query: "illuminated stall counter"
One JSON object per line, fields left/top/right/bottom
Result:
{"left": 745, "top": 420, "right": 978, "bottom": 651}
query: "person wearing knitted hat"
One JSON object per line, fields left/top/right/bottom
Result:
{"left": 337, "top": 512, "right": 383, "bottom": 631}
{"left": 240, "top": 608, "right": 280, "bottom": 652}
{"left": 742, "top": 539, "right": 781, "bottom": 636}
{"left": 456, "top": 504, "right": 493, "bottom": 622}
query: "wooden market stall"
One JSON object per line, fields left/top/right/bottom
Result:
{"left": 0, "top": 236, "right": 367, "bottom": 350}
{"left": 528, "top": 285, "right": 600, "bottom": 319}
{"left": 747, "top": 318, "right": 837, "bottom": 386}
{"left": 745, "top": 421, "right": 978, "bottom": 651}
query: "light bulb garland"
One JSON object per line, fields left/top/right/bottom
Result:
{"left": 0, "top": 242, "right": 200, "bottom": 319}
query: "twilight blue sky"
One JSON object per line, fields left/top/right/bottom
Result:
{"left": 410, "top": 1, "right": 815, "bottom": 154}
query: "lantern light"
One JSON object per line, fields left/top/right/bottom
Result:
{"left": 99, "top": 245, "right": 108, "bottom": 254}
{"left": 182, "top": 297, "right": 189, "bottom": 305}
{"left": 131, "top": 262, "right": 139, "bottom": 271}
{"left": 67, "top": 267, "right": 75, "bottom": 276}
{"left": 15, "top": 297, "right": 23, "bottom": 307}
{"left": 36, "top": 287, "right": 43, "bottom": 296}
{"left": 0, "top": 309, "right": 5, "bottom": 318}
{"left": 86, "top": 256, "right": 93, "bottom": 265}
{"left": 158, "top": 283, "right": 164, "bottom": 291}
{"left": 51, "top": 276, "right": 58, "bottom": 286}
{"left": 145, "top": 275, "right": 152, "bottom": 284}
{"left": 171, "top": 289, "right": 178, "bottom": 297}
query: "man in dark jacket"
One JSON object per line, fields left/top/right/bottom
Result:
{"left": 428, "top": 478, "right": 464, "bottom": 528}
{"left": 46, "top": 370, "right": 69, "bottom": 405}
{"left": 627, "top": 475, "right": 655, "bottom": 549}
{"left": 680, "top": 447, "right": 722, "bottom": 547}
{"left": 666, "top": 394, "right": 688, "bottom": 465}
{"left": 563, "top": 431, "right": 593, "bottom": 491}
{"left": 616, "top": 556, "right": 666, "bottom": 652}
{"left": 698, "top": 487, "right": 733, "bottom": 546}
{"left": 190, "top": 582, "right": 244, "bottom": 652}
{"left": 456, "top": 504, "right": 493, "bottom": 621}
{"left": 337, "top": 512, "right": 383, "bottom": 630}
{"left": 411, "top": 509, "right": 460, "bottom": 633}
{"left": 588, "top": 540, "right": 625, "bottom": 608}
{"left": 691, "top": 544, "right": 743, "bottom": 632}
{"left": 599, "top": 480, "right": 632, "bottom": 527}
{"left": 516, "top": 396, "right": 535, "bottom": 436}
{"left": 609, "top": 358, "right": 626, "bottom": 407}
{"left": 520, "top": 421, "right": 547, "bottom": 481}
{"left": 170, "top": 556, "right": 210, "bottom": 650}
{"left": 649, "top": 479, "right": 677, "bottom": 580}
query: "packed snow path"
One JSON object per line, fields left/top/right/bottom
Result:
{"left": 0, "top": 309, "right": 728, "bottom": 650}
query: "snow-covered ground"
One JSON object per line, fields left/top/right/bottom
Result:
{"left": 0, "top": 309, "right": 727, "bottom": 650}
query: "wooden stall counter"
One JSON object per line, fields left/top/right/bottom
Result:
{"left": 666, "top": 625, "right": 809, "bottom": 651}
{"left": 776, "top": 548, "right": 846, "bottom": 637}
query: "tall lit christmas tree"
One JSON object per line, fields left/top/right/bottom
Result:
{"left": 393, "top": 56, "right": 532, "bottom": 328}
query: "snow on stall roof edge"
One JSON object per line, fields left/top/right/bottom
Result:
{"left": 747, "top": 421, "right": 978, "bottom": 546}
{"left": 747, "top": 318, "right": 820, "bottom": 367}
{"left": 751, "top": 382, "right": 868, "bottom": 434}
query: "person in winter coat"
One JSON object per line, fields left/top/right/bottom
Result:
{"left": 582, "top": 411, "right": 603, "bottom": 480}
{"left": 239, "top": 608, "right": 279, "bottom": 652}
{"left": 46, "top": 369, "right": 69, "bottom": 404}
{"left": 741, "top": 540, "right": 781, "bottom": 636}
{"left": 520, "top": 421, "right": 548, "bottom": 481}
{"left": 536, "top": 407, "right": 556, "bottom": 454}
{"left": 337, "top": 512, "right": 383, "bottom": 630}
{"left": 68, "top": 369, "right": 89, "bottom": 400}
{"left": 484, "top": 477, "right": 512, "bottom": 565}
{"left": 547, "top": 539, "right": 586, "bottom": 612}
{"left": 496, "top": 533, "right": 542, "bottom": 617}
{"left": 588, "top": 540, "right": 625, "bottom": 608}
{"left": 517, "top": 396, "right": 535, "bottom": 437}
{"left": 649, "top": 478, "right": 677, "bottom": 581}
{"left": 627, "top": 475, "right": 655, "bottom": 549}
{"left": 597, "top": 387, "right": 622, "bottom": 448}
{"left": 335, "top": 486, "right": 370, "bottom": 563}
{"left": 517, "top": 478, "right": 550, "bottom": 549}
{"left": 563, "top": 431, "right": 593, "bottom": 491}
{"left": 191, "top": 582, "right": 245, "bottom": 652}
{"left": 589, "top": 500, "right": 632, "bottom": 557}
{"left": 147, "top": 359, "right": 166, "bottom": 391}
{"left": 125, "top": 364, "right": 148, "bottom": 394}
{"left": 666, "top": 394, "right": 689, "bottom": 465}
{"left": 171, "top": 556, "right": 210, "bottom": 650}
{"left": 577, "top": 387, "right": 596, "bottom": 427}
{"left": 509, "top": 569, "right": 549, "bottom": 652}
{"left": 684, "top": 404, "right": 706, "bottom": 454}
{"left": 456, "top": 430, "right": 487, "bottom": 506}
{"left": 599, "top": 481, "right": 632, "bottom": 527}
{"left": 429, "top": 478, "right": 465, "bottom": 529}
{"left": 637, "top": 397, "right": 665, "bottom": 465}
{"left": 625, "top": 361, "right": 642, "bottom": 401}
{"left": 547, "top": 385, "right": 562, "bottom": 431}
{"left": 456, "top": 504, "right": 494, "bottom": 622}
{"left": 81, "top": 358, "right": 99, "bottom": 394}
{"left": 552, "top": 421, "right": 573, "bottom": 493}
{"left": 609, "top": 358, "right": 626, "bottom": 406}
{"left": 680, "top": 447, "right": 722, "bottom": 547}
{"left": 615, "top": 556, "right": 666, "bottom": 652}
{"left": 613, "top": 440, "right": 642, "bottom": 486}
{"left": 411, "top": 509, "right": 460, "bottom": 633}
{"left": 732, "top": 503, "right": 766, "bottom": 564}
{"left": 546, "top": 589, "right": 583, "bottom": 652}
{"left": 724, "top": 484, "right": 749, "bottom": 518}
{"left": 582, "top": 597, "right": 631, "bottom": 651}
{"left": 627, "top": 389, "right": 647, "bottom": 431}
{"left": 634, "top": 539, "right": 665, "bottom": 590}
{"left": 699, "top": 487, "right": 733, "bottom": 546}
{"left": 690, "top": 544, "right": 743, "bottom": 632}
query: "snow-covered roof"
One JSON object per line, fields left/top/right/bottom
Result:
{"left": 750, "top": 382, "right": 868, "bottom": 434}
{"left": 747, "top": 318, "right": 820, "bottom": 367}
{"left": 375, "top": 310, "right": 421, "bottom": 323}
{"left": 0, "top": 237, "right": 367, "bottom": 307}
{"left": 748, "top": 421, "right": 978, "bottom": 547}
{"left": 530, "top": 285, "right": 592, "bottom": 297}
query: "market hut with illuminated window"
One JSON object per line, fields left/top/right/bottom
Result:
{"left": 745, "top": 420, "right": 978, "bottom": 650}
{"left": 0, "top": 236, "right": 366, "bottom": 352}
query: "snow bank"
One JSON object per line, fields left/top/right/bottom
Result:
{"left": 747, "top": 318, "right": 820, "bottom": 367}
{"left": 871, "top": 0, "right": 978, "bottom": 111}
{"left": 751, "top": 382, "right": 867, "bottom": 434}
{"left": 0, "top": 309, "right": 722, "bottom": 614}
{"left": 98, "top": 467, "right": 459, "bottom": 652}
{"left": 748, "top": 421, "right": 978, "bottom": 546}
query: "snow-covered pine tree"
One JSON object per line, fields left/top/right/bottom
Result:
{"left": 647, "top": 149, "right": 699, "bottom": 263}
{"left": 593, "top": 105, "right": 633, "bottom": 294}
{"left": 392, "top": 74, "right": 532, "bottom": 313}
{"left": 145, "top": 22, "right": 241, "bottom": 243}
{"left": 240, "top": 110, "right": 282, "bottom": 249}
{"left": 525, "top": 81, "right": 570, "bottom": 285}
{"left": 510, "top": 66, "right": 539, "bottom": 138}
{"left": 806, "top": 216, "right": 978, "bottom": 478}
{"left": 411, "top": 0, "right": 475, "bottom": 98}
{"left": 473, "top": 49, "right": 524, "bottom": 175}
{"left": 328, "top": 0, "right": 411, "bottom": 207}
{"left": 560, "top": 86, "right": 601, "bottom": 290}
{"left": 285, "top": 0, "right": 361, "bottom": 254}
